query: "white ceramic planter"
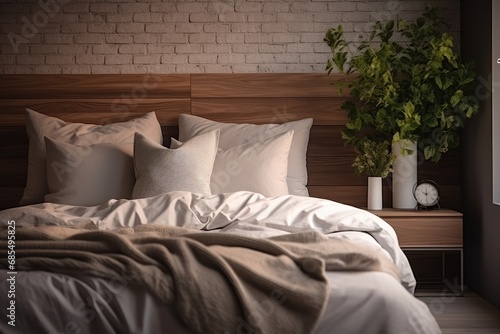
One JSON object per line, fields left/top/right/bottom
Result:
{"left": 392, "top": 140, "right": 418, "bottom": 209}
{"left": 367, "top": 176, "right": 383, "bottom": 210}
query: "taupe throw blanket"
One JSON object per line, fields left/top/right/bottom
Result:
{"left": 0, "top": 225, "right": 400, "bottom": 334}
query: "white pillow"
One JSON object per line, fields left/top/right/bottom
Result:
{"left": 171, "top": 131, "right": 293, "bottom": 197}
{"left": 44, "top": 137, "right": 134, "bottom": 206}
{"left": 21, "top": 109, "right": 163, "bottom": 205}
{"left": 178, "top": 114, "right": 312, "bottom": 197}
{"left": 132, "top": 130, "right": 219, "bottom": 199}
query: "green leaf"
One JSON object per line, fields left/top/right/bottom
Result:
{"left": 375, "top": 109, "right": 387, "bottom": 124}
{"left": 466, "top": 105, "right": 478, "bottom": 118}
{"left": 424, "top": 146, "right": 436, "bottom": 160}
{"left": 450, "top": 90, "right": 463, "bottom": 107}
{"left": 403, "top": 101, "right": 415, "bottom": 117}
{"left": 341, "top": 129, "right": 353, "bottom": 142}
{"left": 392, "top": 132, "right": 400, "bottom": 143}
{"left": 435, "top": 76, "right": 443, "bottom": 89}
{"left": 355, "top": 118, "right": 363, "bottom": 130}
{"left": 333, "top": 52, "right": 347, "bottom": 72}
{"left": 346, "top": 121, "right": 357, "bottom": 130}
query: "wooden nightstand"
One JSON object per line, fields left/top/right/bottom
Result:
{"left": 368, "top": 208, "right": 463, "bottom": 296}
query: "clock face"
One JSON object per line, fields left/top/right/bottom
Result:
{"left": 414, "top": 182, "right": 439, "bottom": 206}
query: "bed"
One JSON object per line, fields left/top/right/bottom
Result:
{"left": 0, "top": 74, "right": 449, "bottom": 334}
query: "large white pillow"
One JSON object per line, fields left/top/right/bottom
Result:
{"left": 132, "top": 130, "right": 219, "bottom": 199}
{"left": 20, "top": 109, "right": 163, "bottom": 205}
{"left": 178, "top": 114, "right": 312, "bottom": 196}
{"left": 171, "top": 131, "right": 293, "bottom": 197}
{"left": 44, "top": 138, "right": 134, "bottom": 206}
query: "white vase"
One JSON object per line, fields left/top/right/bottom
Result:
{"left": 392, "top": 140, "right": 418, "bottom": 209}
{"left": 367, "top": 177, "right": 383, "bottom": 210}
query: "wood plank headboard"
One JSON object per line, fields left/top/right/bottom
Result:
{"left": 0, "top": 74, "right": 461, "bottom": 211}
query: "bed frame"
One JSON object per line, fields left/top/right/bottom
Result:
{"left": 0, "top": 74, "right": 462, "bottom": 211}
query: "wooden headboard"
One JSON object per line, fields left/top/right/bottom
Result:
{"left": 0, "top": 74, "right": 462, "bottom": 211}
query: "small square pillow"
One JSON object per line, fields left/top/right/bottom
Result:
{"left": 178, "top": 114, "right": 312, "bottom": 197}
{"left": 171, "top": 131, "right": 293, "bottom": 197}
{"left": 132, "top": 130, "right": 219, "bottom": 199}
{"left": 20, "top": 109, "right": 163, "bottom": 206}
{"left": 44, "top": 137, "right": 135, "bottom": 206}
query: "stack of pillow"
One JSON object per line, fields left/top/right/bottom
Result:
{"left": 21, "top": 109, "right": 312, "bottom": 207}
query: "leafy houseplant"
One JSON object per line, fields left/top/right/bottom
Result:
{"left": 352, "top": 138, "right": 395, "bottom": 210}
{"left": 324, "top": 6, "right": 478, "bottom": 163}
{"left": 352, "top": 139, "right": 395, "bottom": 178}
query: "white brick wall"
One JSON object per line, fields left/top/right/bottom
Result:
{"left": 0, "top": 0, "right": 460, "bottom": 74}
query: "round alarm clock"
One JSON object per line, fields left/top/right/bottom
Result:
{"left": 412, "top": 179, "right": 440, "bottom": 210}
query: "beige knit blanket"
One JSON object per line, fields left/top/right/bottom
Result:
{"left": 0, "top": 224, "right": 400, "bottom": 334}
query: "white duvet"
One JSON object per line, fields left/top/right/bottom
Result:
{"left": 0, "top": 191, "right": 441, "bottom": 334}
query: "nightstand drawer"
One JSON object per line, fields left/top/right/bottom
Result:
{"left": 384, "top": 217, "right": 463, "bottom": 247}
{"left": 368, "top": 209, "right": 464, "bottom": 248}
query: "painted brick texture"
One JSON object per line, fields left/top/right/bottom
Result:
{"left": 0, "top": 0, "right": 460, "bottom": 74}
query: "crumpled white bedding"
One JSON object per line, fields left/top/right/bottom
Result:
{"left": 0, "top": 191, "right": 441, "bottom": 334}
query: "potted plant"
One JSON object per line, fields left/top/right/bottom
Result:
{"left": 352, "top": 138, "right": 395, "bottom": 210}
{"left": 324, "top": 6, "right": 478, "bottom": 208}
{"left": 352, "top": 138, "right": 395, "bottom": 178}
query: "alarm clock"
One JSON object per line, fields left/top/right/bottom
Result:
{"left": 412, "top": 179, "right": 440, "bottom": 210}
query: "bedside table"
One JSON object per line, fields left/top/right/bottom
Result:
{"left": 368, "top": 208, "right": 463, "bottom": 296}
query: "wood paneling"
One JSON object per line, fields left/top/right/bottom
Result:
{"left": 0, "top": 99, "right": 189, "bottom": 126}
{"left": 0, "top": 74, "right": 190, "bottom": 99}
{"left": 161, "top": 126, "right": 179, "bottom": 147}
{"left": 0, "top": 188, "right": 24, "bottom": 211}
{"left": 0, "top": 127, "right": 28, "bottom": 158}
{"left": 429, "top": 186, "right": 462, "bottom": 211}
{"left": 418, "top": 155, "right": 461, "bottom": 186}
{"left": 308, "top": 156, "right": 363, "bottom": 186}
{"left": 308, "top": 125, "right": 353, "bottom": 156}
{"left": 0, "top": 73, "right": 463, "bottom": 212}
{"left": 307, "top": 157, "right": 461, "bottom": 186}
{"left": 0, "top": 159, "right": 27, "bottom": 187}
{"left": 191, "top": 98, "right": 347, "bottom": 125}
{"left": 191, "top": 73, "right": 350, "bottom": 98}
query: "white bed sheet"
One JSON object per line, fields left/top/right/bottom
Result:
{"left": 0, "top": 191, "right": 441, "bottom": 333}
